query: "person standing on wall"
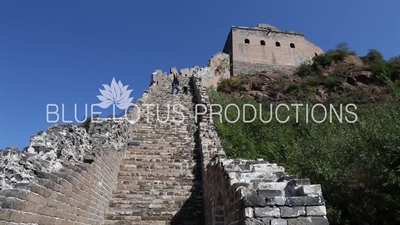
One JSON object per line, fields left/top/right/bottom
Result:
{"left": 171, "top": 74, "right": 180, "bottom": 94}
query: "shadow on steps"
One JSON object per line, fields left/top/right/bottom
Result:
{"left": 170, "top": 129, "right": 204, "bottom": 225}
{"left": 170, "top": 77, "right": 205, "bottom": 225}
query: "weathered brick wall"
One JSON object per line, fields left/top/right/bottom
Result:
{"left": 0, "top": 149, "right": 121, "bottom": 224}
{"left": 192, "top": 68, "right": 329, "bottom": 225}
{"left": 0, "top": 120, "right": 134, "bottom": 225}
{"left": 232, "top": 60, "right": 296, "bottom": 76}
{"left": 169, "top": 52, "right": 231, "bottom": 89}
{"left": 0, "top": 69, "right": 179, "bottom": 224}
{"left": 224, "top": 25, "right": 324, "bottom": 76}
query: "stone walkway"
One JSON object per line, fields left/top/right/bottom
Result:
{"left": 104, "top": 76, "right": 204, "bottom": 225}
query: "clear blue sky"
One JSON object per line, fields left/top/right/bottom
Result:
{"left": 0, "top": 1, "right": 399, "bottom": 150}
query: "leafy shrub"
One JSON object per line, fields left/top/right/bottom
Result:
{"left": 387, "top": 56, "right": 400, "bottom": 81}
{"left": 284, "top": 83, "right": 300, "bottom": 94}
{"left": 362, "top": 49, "right": 385, "bottom": 64}
{"left": 297, "top": 63, "right": 314, "bottom": 77}
{"left": 329, "top": 67, "right": 350, "bottom": 78}
{"left": 305, "top": 76, "right": 342, "bottom": 89}
{"left": 295, "top": 42, "right": 356, "bottom": 78}
{"left": 219, "top": 78, "right": 231, "bottom": 89}
{"left": 208, "top": 88, "right": 400, "bottom": 225}
{"left": 335, "top": 42, "right": 357, "bottom": 56}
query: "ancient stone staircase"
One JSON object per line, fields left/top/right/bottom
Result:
{"left": 104, "top": 76, "right": 204, "bottom": 224}
{"left": 0, "top": 66, "right": 329, "bottom": 225}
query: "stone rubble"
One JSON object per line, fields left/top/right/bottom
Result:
{"left": 0, "top": 118, "right": 133, "bottom": 191}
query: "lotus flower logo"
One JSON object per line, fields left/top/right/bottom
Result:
{"left": 97, "top": 77, "right": 133, "bottom": 110}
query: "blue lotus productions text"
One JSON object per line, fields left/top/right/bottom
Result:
{"left": 194, "top": 103, "right": 358, "bottom": 124}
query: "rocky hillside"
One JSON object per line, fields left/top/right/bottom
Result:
{"left": 218, "top": 46, "right": 400, "bottom": 105}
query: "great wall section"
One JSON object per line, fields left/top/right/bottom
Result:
{"left": 0, "top": 24, "right": 329, "bottom": 225}
{"left": 0, "top": 65, "right": 329, "bottom": 225}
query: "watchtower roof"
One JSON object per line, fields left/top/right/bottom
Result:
{"left": 253, "top": 23, "right": 280, "bottom": 31}
{"left": 231, "top": 23, "right": 305, "bottom": 36}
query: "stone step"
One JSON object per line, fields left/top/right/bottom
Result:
{"left": 126, "top": 145, "right": 197, "bottom": 150}
{"left": 104, "top": 218, "right": 204, "bottom": 225}
{"left": 127, "top": 144, "right": 196, "bottom": 148}
{"left": 131, "top": 130, "right": 193, "bottom": 134}
{"left": 120, "top": 158, "right": 198, "bottom": 164}
{"left": 128, "top": 139, "right": 195, "bottom": 144}
{"left": 131, "top": 137, "right": 198, "bottom": 142}
{"left": 126, "top": 147, "right": 196, "bottom": 152}
{"left": 108, "top": 201, "right": 195, "bottom": 209}
{"left": 124, "top": 153, "right": 197, "bottom": 158}
{"left": 123, "top": 152, "right": 197, "bottom": 158}
{"left": 105, "top": 82, "right": 204, "bottom": 224}
{"left": 114, "top": 180, "right": 202, "bottom": 187}
{"left": 106, "top": 209, "right": 202, "bottom": 219}
{"left": 114, "top": 180, "right": 203, "bottom": 188}
{"left": 117, "top": 173, "right": 201, "bottom": 181}
{"left": 104, "top": 210, "right": 177, "bottom": 219}
{"left": 105, "top": 208, "right": 204, "bottom": 219}
{"left": 110, "top": 192, "right": 202, "bottom": 201}
{"left": 106, "top": 204, "right": 196, "bottom": 214}
{"left": 119, "top": 163, "right": 200, "bottom": 169}
{"left": 106, "top": 204, "right": 201, "bottom": 216}
{"left": 103, "top": 219, "right": 169, "bottom": 225}
{"left": 118, "top": 162, "right": 201, "bottom": 168}
{"left": 117, "top": 169, "right": 200, "bottom": 175}
{"left": 121, "top": 155, "right": 200, "bottom": 161}
{"left": 117, "top": 164, "right": 202, "bottom": 173}
{"left": 111, "top": 188, "right": 202, "bottom": 197}
{"left": 116, "top": 172, "right": 199, "bottom": 180}
{"left": 120, "top": 157, "right": 197, "bottom": 164}
{"left": 109, "top": 196, "right": 201, "bottom": 204}
{"left": 129, "top": 135, "right": 189, "bottom": 139}
{"left": 134, "top": 112, "right": 194, "bottom": 116}
{"left": 111, "top": 190, "right": 202, "bottom": 197}
{"left": 121, "top": 155, "right": 194, "bottom": 161}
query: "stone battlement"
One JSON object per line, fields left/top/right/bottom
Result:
{"left": 232, "top": 23, "right": 305, "bottom": 37}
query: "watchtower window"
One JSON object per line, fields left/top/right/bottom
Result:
{"left": 290, "top": 43, "right": 295, "bottom": 48}
{"left": 244, "top": 39, "right": 250, "bottom": 44}
{"left": 315, "top": 53, "right": 318, "bottom": 57}
{"left": 275, "top": 41, "right": 281, "bottom": 47}
{"left": 260, "top": 40, "right": 266, "bottom": 45}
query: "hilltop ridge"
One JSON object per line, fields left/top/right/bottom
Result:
{"left": 216, "top": 45, "right": 400, "bottom": 106}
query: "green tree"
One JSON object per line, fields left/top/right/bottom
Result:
{"left": 387, "top": 56, "right": 400, "bottom": 81}
{"left": 363, "top": 49, "right": 384, "bottom": 63}
{"left": 336, "top": 42, "right": 351, "bottom": 53}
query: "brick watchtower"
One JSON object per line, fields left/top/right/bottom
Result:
{"left": 222, "top": 23, "right": 324, "bottom": 75}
